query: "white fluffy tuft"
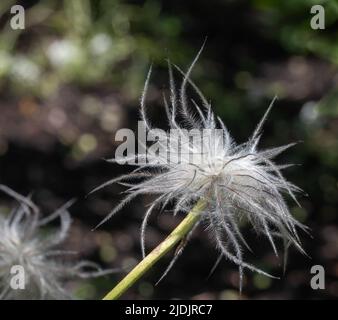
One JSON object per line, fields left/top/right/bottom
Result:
{"left": 0, "top": 186, "right": 115, "bottom": 299}
{"left": 94, "top": 50, "right": 308, "bottom": 290}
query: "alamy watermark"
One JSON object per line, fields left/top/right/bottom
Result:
{"left": 7, "top": 4, "right": 325, "bottom": 31}
{"left": 310, "top": 265, "right": 325, "bottom": 290}
{"left": 9, "top": 265, "right": 25, "bottom": 290}
{"left": 10, "top": 5, "right": 25, "bottom": 30}
{"left": 113, "top": 121, "right": 226, "bottom": 166}
{"left": 310, "top": 5, "right": 325, "bottom": 30}
{"left": 6, "top": 262, "right": 325, "bottom": 292}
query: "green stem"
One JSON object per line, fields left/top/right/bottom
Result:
{"left": 102, "top": 199, "right": 206, "bottom": 300}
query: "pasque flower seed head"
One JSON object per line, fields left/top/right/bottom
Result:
{"left": 92, "top": 45, "right": 308, "bottom": 290}
{"left": 0, "top": 185, "right": 115, "bottom": 299}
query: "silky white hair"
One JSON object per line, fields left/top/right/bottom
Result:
{"left": 0, "top": 185, "right": 115, "bottom": 299}
{"left": 92, "top": 45, "right": 308, "bottom": 291}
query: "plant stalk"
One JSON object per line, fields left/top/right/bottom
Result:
{"left": 102, "top": 199, "right": 206, "bottom": 300}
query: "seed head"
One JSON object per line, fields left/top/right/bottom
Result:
{"left": 0, "top": 185, "right": 115, "bottom": 299}
{"left": 93, "top": 46, "right": 308, "bottom": 290}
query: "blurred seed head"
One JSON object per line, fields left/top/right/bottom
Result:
{"left": 0, "top": 185, "right": 115, "bottom": 300}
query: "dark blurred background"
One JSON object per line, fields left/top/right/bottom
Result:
{"left": 0, "top": 0, "right": 337, "bottom": 299}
